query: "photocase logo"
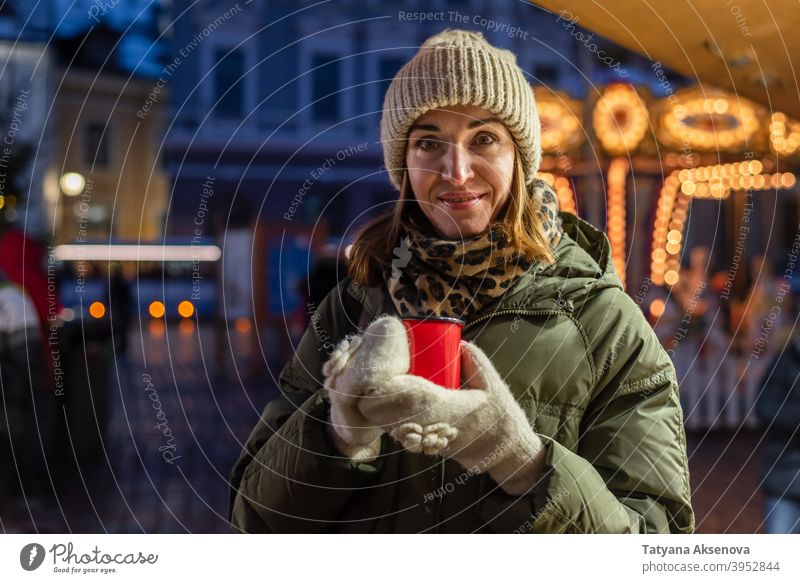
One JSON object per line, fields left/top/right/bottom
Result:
{"left": 20, "top": 543, "right": 46, "bottom": 571}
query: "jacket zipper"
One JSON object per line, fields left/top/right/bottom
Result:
{"left": 429, "top": 308, "right": 565, "bottom": 532}
{"left": 463, "top": 308, "right": 565, "bottom": 333}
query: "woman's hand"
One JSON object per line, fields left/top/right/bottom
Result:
{"left": 322, "top": 333, "right": 386, "bottom": 461}
{"left": 359, "top": 337, "right": 546, "bottom": 495}
{"left": 322, "top": 315, "right": 456, "bottom": 460}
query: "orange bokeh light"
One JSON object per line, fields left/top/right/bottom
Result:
{"left": 178, "top": 301, "right": 195, "bottom": 318}
{"left": 149, "top": 301, "right": 166, "bottom": 318}
{"left": 89, "top": 301, "right": 105, "bottom": 319}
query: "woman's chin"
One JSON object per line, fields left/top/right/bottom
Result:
{"left": 433, "top": 218, "right": 489, "bottom": 240}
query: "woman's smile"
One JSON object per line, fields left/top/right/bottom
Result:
{"left": 437, "top": 191, "right": 488, "bottom": 210}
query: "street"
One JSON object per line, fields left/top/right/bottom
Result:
{"left": 1, "top": 320, "right": 767, "bottom": 534}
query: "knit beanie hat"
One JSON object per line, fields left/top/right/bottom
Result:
{"left": 380, "top": 29, "right": 541, "bottom": 192}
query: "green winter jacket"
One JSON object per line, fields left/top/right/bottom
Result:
{"left": 229, "top": 212, "right": 695, "bottom": 533}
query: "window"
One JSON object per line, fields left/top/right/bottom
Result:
{"left": 214, "top": 48, "right": 244, "bottom": 116}
{"left": 311, "top": 54, "right": 340, "bottom": 122}
{"left": 85, "top": 122, "right": 110, "bottom": 167}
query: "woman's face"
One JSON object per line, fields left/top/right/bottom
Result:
{"left": 405, "top": 104, "right": 516, "bottom": 240}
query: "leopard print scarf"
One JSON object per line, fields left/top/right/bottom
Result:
{"left": 387, "top": 179, "right": 563, "bottom": 320}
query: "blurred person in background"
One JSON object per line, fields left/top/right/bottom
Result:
{"left": 666, "top": 246, "right": 712, "bottom": 430}
{"left": 0, "top": 220, "right": 53, "bottom": 342}
{"left": 742, "top": 255, "right": 783, "bottom": 428}
{"left": 708, "top": 270, "right": 737, "bottom": 429}
{"left": 230, "top": 30, "right": 693, "bottom": 534}
{"left": 756, "top": 281, "right": 800, "bottom": 534}
{"left": 0, "top": 268, "right": 47, "bottom": 494}
{"left": 307, "top": 249, "right": 345, "bottom": 316}
{"left": 107, "top": 263, "right": 133, "bottom": 357}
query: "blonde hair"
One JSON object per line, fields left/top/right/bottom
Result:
{"left": 347, "top": 151, "right": 555, "bottom": 287}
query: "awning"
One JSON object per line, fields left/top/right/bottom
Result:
{"left": 532, "top": 0, "right": 800, "bottom": 118}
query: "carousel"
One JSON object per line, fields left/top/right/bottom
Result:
{"left": 533, "top": 83, "right": 799, "bottom": 431}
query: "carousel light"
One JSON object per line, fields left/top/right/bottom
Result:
{"left": 556, "top": 186, "right": 578, "bottom": 215}
{"left": 658, "top": 92, "right": 758, "bottom": 151}
{"left": 769, "top": 112, "right": 800, "bottom": 157}
{"left": 534, "top": 88, "right": 585, "bottom": 153}
{"left": 650, "top": 159, "right": 798, "bottom": 286}
{"left": 649, "top": 299, "right": 666, "bottom": 318}
{"left": 652, "top": 249, "right": 667, "bottom": 262}
{"left": 664, "top": 270, "right": 680, "bottom": 286}
{"left": 593, "top": 85, "right": 649, "bottom": 155}
{"left": 606, "top": 158, "right": 629, "bottom": 285}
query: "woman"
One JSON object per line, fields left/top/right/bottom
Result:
{"left": 230, "top": 29, "right": 694, "bottom": 533}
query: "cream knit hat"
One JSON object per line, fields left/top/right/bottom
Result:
{"left": 380, "top": 29, "right": 541, "bottom": 191}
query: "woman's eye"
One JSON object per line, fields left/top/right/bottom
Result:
{"left": 415, "top": 138, "right": 439, "bottom": 151}
{"left": 474, "top": 133, "right": 498, "bottom": 146}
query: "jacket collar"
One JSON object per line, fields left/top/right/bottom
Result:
{"left": 348, "top": 212, "right": 623, "bottom": 319}
{"left": 500, "top": 212, "right": 622, "bottom": 312}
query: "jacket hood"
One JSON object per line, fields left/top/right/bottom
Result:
{"left": 498, "top": 211, "right": 624, "bottom": 312}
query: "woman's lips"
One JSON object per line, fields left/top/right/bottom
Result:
{"left": 438, "top": 192, "right": 486, "bottom": 210}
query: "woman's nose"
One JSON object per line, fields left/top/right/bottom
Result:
{"left": 441, "top": 144, "right": 475, "bottom": 186}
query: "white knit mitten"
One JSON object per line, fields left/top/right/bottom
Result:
{"left": 322, "top": 334, "right": 384, "bottom": 461}
{"left": 322, "top": 316, "right": 456, "bottom": 460}
{"left": 359, "top": 329, "right": 546, "bottom": 495}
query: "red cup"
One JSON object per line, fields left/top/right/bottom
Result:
{"left": 402, "top": 317, "right": 464, "bottom": 389}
